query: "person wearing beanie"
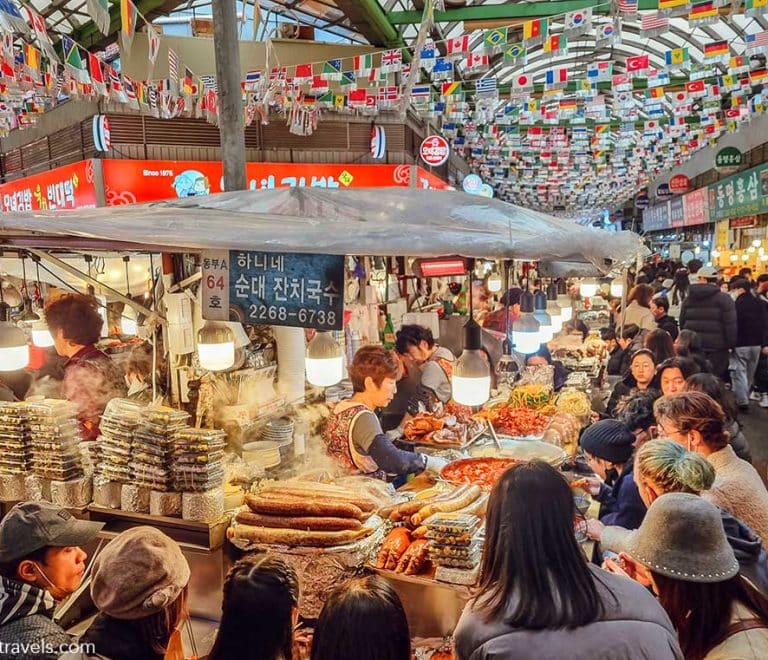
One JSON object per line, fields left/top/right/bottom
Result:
{"left": 0, "top": 501, "right": 104, "bottom": 660}
{"left": 577, "top": 419, "right": 647, "bottom": 530}
{"left": 604, "top": 493, "right": 768, "bottom": 660}
{"left": 81, "top": 526, "right": 191, "bottom": 660}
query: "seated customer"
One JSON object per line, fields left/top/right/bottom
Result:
{"left": 578, "top": 420, "right": 647, "bottom": 530}
{"left": 607, "top": 324, "right": 644, "bottom": 376}
{"left": 0, "top": 502, "right": 104, "bottom": 659}
{"left": 453, "top": 462, "right": 681, "bottom": 659}
{"left": 657, "top": 356, "right": 699, "bottom": 397}
{"left": 655, "top": 392, "right": 768, "bottom": 548}
{"left": 614, "top": 390, "right": 658, "bottom": 446}
{"left": 525, "top": 346, "right": 568, "bottom": 391}
{"left": 606, "top": 349, "right": 659, "bottom": 417}
{"left": 83, "top": 526, "right": 190, "bottom": 660}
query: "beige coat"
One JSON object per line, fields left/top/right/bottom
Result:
{"left": 703, "top": 445, "right": 768, "bottom": 550}
{"left": 622, "top": 301, "right": 657, "bottom": 332}
{"left": 704, "top": 603, "right": 768, "bottom": 660}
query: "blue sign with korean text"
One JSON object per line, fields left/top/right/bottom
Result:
{"left": 201, "top": 251, "right": 344, "bottom": 331}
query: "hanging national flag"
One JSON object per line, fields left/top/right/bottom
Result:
{"left": 0, "top": 0, "right": 29, "bottom": 33}
{"left": 688, "top": 1, "right": 718, "bottom": 25}
{"left": 348, "top": 88, "right": 367, "bottom": 107}
{"left": 420, "top": 40, "right": 436, "bottom": 67}
{"left": 646, "top": 86, "right": 665, "bottom": 99}
{"left": 88, "top": 52, "right": 107, "bottom": 96}
{"left": 641, "top": 13, "right": 670, "bottom": 36}
{"left": 522, "top": 18, "right": 548, "bottom": 45}
{"left": 23, "top": 7, "right": 59, "bottom": 63}
{"left": 564, "top": 8, "right": 593, "bottom": 34}
{"left": 410, "top": 85, "right": 431, "bottom": 101}
{"left": 431, "top": 57, "right": 453, "bottom": 81}
{"left": 751, "top": 69, "right": 768, "bottom": 86}
{"left": 504, "top": 43, "right": 526, "bottom": 62}
{"left": 665, "top": 47, "right": 689, "bottom": 67}
{"left": 596, "top": 22, "right": 619, "bottom": 46}
{"left": 378, "top": 85, "right": 400, "bottom": 102}
{"left": 147, "top": 27, "right": 160, "bottom": 78}
{"left": 729, "top": 55, "right": 749, "bottom": 73}
{"left": 685, "top": 79, "right": 706, "bottom": 96}
{"left": 475, "top": 77, "right": 498, "bottom": 98}
{"left": 353, "top": 54, "right": 373, "bottom": 75}
{"left": 123, "top": 74, "right": 139, "bottom": 108}
{"left": 447, "top": 35, "right": 470, "bottom": 58}
{"left": 545, "top": 68, "right": 568, "bottom": 90}
{"left": 626, "top": 54, "right": 650, "bottom": 76}
{"left": 745, "top": 0, "right": 768, "bottom": 16}
{"left": 745, "top": 31, "right": 768, "bottom": 54}
{"left": 587, "top": 61, "right": 613, "bottom": 82}
{"left": 466, "top": 53, "right": 489, "bottom": 71}
{"left": 543, "top": 34, "right": 568, "bottom": 56}
{"left": 441, "top": 81, "right": 462, "bottom": 97}
{"left": 322, "top": 59, "right": 342, "bottom": 80}
{"left": 612, "top": 73, "right": 632, "bottom": 90}
{"left": 703, "top": 40, "right": 729, "bottom": 60}
{"left": 310, "top": 76, "right": 329, "bottom": 92}
{"left": 120, "top": 0, "right": 138, "bottom": 54}
{"left": 293, "top": 63, "right": 313, "bottom": 82}
{"left": 668, "top": 88, "right": 689, "bottom": 104}
{"left": 23, "top": 44, "right": 39, "bottom": 72}
{"left": 168, "top": 49, "right": 179, "bottom": 87}
{"left": 86, "top": 0, "right": 110, "bottom": 35}
{"left": 108, "top": 66, "right": 126, "bottom": 102}
{"left": 61, "top": 36, "right": 89, "bottom": 83}
{"left": 380, "top": 48, "right": 402, "bottom": 73}
{"left": 658, "top": 0, "right": 690, "bottom": 15}
{"left": 244, "top": 70, "right": 261, "bottom": 90}
{"left": 183, "top": 67, "right": 194, "bottom": 95}
{"left": 483, "top": 27, "right": 507, "bottom": 52}
{"left": 512, "top": 73, "right": 533, "bottom": 92}
{"left": 340, "top": 71, "right": 356, "bottom": 91}
{"left": 618, "top": 0, "right": 638, "bottom": 13}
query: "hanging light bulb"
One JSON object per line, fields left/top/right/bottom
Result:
{"left": 452, "top": 271, "right": 491, "bottom": 407}
{"left": 748, "top": 246, "right": 756, "bottom": 254}
{"left": 487, "top": 270, "right": 503, "bottom": 293}
{"left": 579, "top": 278, "right": 599, "bottom": 298}
{"left": 711, "top": 249, "right": 721, "bottom": 258}
{"left": 609, "top": 279, "right": 624, "bottom": 298}
{"left": 512, "top": 291, "right": 541, "bottom": 354}
{"left": 31, "top": 320, "right": 54, "bottom": 348}
{"left": 545, "top": 284, "right": 563, "bottom": 333}
{"left": 0, "top": 300, "right": 29, "bottom": 372}
{"left": 305, "top": 331, "right": 344, "bottom": 387}
{"left": 760, "top": 247, "right": 766, "bottom": 256}
{"left": 753, "top": 239, "right": 762, "bottom": 248}
{"left": 730, "top": 254, "right": 739, "bottom": 262}
{"left": 761, "top": 254, "right": 768, "bottom": 262}
{"left": 694, "top": 246, "right": 702, "bottom": 255}
{"left": 742, "top": 254, "right": 750, "bottom": 262}
{"left": 533, "top": 290, "right": 553, "bottom": 343}
{"left": 556, "top": 280, "right": 573, "bottom": 322}
{"left": 198, "top": 322, "right": 236, "bottom": 371}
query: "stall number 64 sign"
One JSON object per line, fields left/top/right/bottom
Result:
{"left": 420, "top": 135, "right": 450, "bottom": 167}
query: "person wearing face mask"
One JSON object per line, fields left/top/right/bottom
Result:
{"left": 727, "top": 278, "right": 768, "bottom": 411}
{"left": 576, "top": 419, "right": 647, "bottom": 531}
{"left": 323, "top": 346, "right": 446, "bottom": 481}
{"left": 44, "top": 294, "right": 125, "bottom": 439}
{"left": 0, "top": 501, "right": 104, "bottom": 660}
{"left": 606, "top": 349, "right": 660, "bottom": 417}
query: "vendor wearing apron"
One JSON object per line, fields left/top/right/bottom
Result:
{"left": 323, "top": 345, "right": 446, "bottom": 481}
{"left": 394, "top": 324, "right": 455, "bottom": 410}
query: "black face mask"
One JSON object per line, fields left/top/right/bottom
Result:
{"left": 605, "top": 467, "right": 620, "bottom": 486}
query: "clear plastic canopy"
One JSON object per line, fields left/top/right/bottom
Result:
{"left": 0, "top": 187, "right": 644, "bottom": 272}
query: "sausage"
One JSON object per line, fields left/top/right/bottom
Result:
{"left": 245, "top": 494, "right": 366, "bottom": 520}
{"left": 382, "top": 489, "right": 459, "bottom": 522}
{"left": 456, "top": 492, "right": 489, "bottom": 518}
{"left": 411, "top": 485, "right": 482, "bottom": 526}
{"left": 228, "top": 523, "right": 373, "bottom": 547}
{"left": 259, "top": 485, "right": 378, "bottom": 514}
{"left": 235, "top": 510, "right": 362, "bottom": 531}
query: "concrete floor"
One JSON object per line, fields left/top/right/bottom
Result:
{"left": 738, "top": 400, "right": 768, "bottom": 487}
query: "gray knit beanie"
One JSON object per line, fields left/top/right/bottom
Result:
{"left": 624, "top": 493, "right": 738, "bottom": 583}
{"left": 580, "top": 419, "right": 635, "bottom": 464}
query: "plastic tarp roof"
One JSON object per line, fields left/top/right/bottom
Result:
{"left": 0, "top": 187, "right": 644, "bottom": 272}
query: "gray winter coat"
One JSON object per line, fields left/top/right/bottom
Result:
{"left": 0, "top": 576, "right": 74, "bottom": 660}
{"left": 454, "top": 565, "right": 683, "bottom": 660}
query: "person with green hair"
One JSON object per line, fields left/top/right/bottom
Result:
{"left": 587, "top": 439, "right": 768, "bottom": 594}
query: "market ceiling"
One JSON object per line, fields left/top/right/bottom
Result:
{"left": 9, "top": 0, "right": 768, "bottom": 214}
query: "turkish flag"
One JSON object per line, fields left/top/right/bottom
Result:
{"left": 626, "top": 54, "right": 650, "bottom": 72}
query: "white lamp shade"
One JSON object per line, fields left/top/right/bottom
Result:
{"left": 121, "top": 311, "right": 137, "bottom": 336}
{"left": 452, "top": 349, "right": 491, "bottom": 406}
{"left": 0, "top": 322, "right": 29, "bottom": 371}
{"left": 487, "top": 273, "right": 503, "bottom": 293}
{"left": 580, "top": 280, "right": 599, "bottom": 297}
{"left": 556, "top": 295, "right": 573, "bottom": 321}
{"left": 306, "top": 332, "right": 343, "bottom": 387}
{"left": 31, "top": 327, "right": 54, "bottom": 348}
{"left": 198, "top": 323, "right": 236, "bottom": 371}
{"left": 610, "top": 281, "right": 624, "bottom": 297}
{"left": 546, "top": 301, "right": 563, "bottom": 333}
{"left": 511, "top": 312, "right": 541, "bottom": 354}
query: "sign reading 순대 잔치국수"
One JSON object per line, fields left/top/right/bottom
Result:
{"left": 201, "top": 251, "right": 345, "bottom": 331}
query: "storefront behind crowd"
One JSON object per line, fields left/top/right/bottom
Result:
{"left": 0, "top": 188, "right": 767, "bottom": 659}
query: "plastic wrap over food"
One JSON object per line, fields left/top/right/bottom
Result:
{"left": 150, "top": 490, "right": 182, "bottom": 517}
{"left": 51, "top": 476, "right": 93, "bottom": 509}
{"left": 93, "top": 477, "right": 122, "bottom": 509}
{"left": 182, "top": 488, "right": 224, "bottom": 523}
{"left": 121, "top": 484, "right": 151, "bottom": 513}
{"left": 0, "top": 475, "right": 25, "bottom": 502}
{"left": 1, "top": 188, "right": 645, "bottom": 271}
{"left": 24, "top": 474, "right": 51, "bottom": 501}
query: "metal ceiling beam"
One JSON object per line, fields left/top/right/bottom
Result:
{"left": 388, "top": 1, "right": 699, "bottom": 25}
{"left": 334, "top": 0, "right": 404, "bottom": 47}
{"left": 72, "top": 0, "right": 180, "bottom": 49}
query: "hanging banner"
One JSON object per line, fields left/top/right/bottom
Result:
{"left": 669, "top": 173, "right": 690, "bottom": 193}
{"left": 708, "top": 162, "right": 768, "bottom": 221}
{"left": 729, "top": 215, "right": 758, "bottom": 229}
{"left": 0, "top": 160, "right": 98, "bottom": 211}
{"left": 669, "top": 196, "right": 685, "bottom": 227}
{"left": 643, "top": 201, "right": 671, "bottom": 232}
{"left": 682, "top": 187, "right": 711, "bottom": 226}
{"left": 201, "top": 250, "right": 345, "bottom": 331}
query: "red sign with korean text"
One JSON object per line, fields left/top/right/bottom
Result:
{"left": 101, "top": 160, "right": 449, "bottom": 205}
{"left": 419, "top": 135, "right": 451, "bottom": 167}
{"left": 0, "top": 160, "right": 99, "bottom": 212}
{"left": 682, "top": 187, "right": 710, "bottom": 227}
{"left": 669, "top": 174, "right": 690, "bottom": 194}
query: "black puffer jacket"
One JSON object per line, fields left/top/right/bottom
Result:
{"left": 679, "top": 284, "right": 737, "bottom": 351}
{"left": 734, "top": 292, "right": 768, "bottom": 347}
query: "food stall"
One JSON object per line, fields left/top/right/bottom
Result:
{"left": 0, "top": 187, "right": 643, "bottom": 654}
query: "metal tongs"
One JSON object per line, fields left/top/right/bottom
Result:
{"left": 487, "top": 419, "right": 502, "bottom": 451}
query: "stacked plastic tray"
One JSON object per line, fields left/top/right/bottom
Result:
{"left": 131, "top": 408, "right": 189, "bottom": 491}
{"left": 172, "top": 428, "right": 226, "bottom": 492}
{"left": 0, "top": 402, "right": 31, "bottom": 476}
{"left": 96, "top": 398, "right": 143, "bottom": 483}
{"left": 424, "top": 513, "right": 483, "bottom": 570}
{"left": 27, "top": 400, "right": 83, "bottom": 481}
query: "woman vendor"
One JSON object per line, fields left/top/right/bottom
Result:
{"left": 44, "top": 293, "right": 125, "bottom": 439}
{"left": 323, "top": 345, "right": 446, "bottom": 480}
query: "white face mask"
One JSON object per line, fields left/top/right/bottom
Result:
{"left": 730, "top": 291, "right": 740, "bottom": 301}
{"left": 125, "top": 376, "right": 149, "bottom": 397}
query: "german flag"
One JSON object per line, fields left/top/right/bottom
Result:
{"left": 703, "top": 40, "right": 729, "bottom": 59}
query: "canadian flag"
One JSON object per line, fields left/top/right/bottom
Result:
{"left": 447, "top": 35, "right": 470, "bottom": 56}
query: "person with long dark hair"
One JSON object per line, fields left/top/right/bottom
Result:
{"left": 453, "top": 462, "right": 681, "bottom": 659}
{"left": 606, "top": 349, "right": 660, "bottom": 417}
{"left": 208, "top": 554, "right": 299, "bottom": 660}
{"left": 311, "top": 575, "right": 410, "bottom": 660}
{"left": 606, "top": 493, "right": 768, "bottom": 659}
{"left": 684, "top": 373, "right": 752, "bottom": 462}
{"left": 644, "top": 328, "right": 676, "bottom": 366}
{"left": 668, "top": 267, "right": 690, "bottom": 317}
{"left": 674, "top": 329, "right": 713, "bottom": 374}
{"left": 622, "top": 284, "right": 656, "bottom": 331}
{"left": 657, "top": 356, "right": 700, "bottom": 397}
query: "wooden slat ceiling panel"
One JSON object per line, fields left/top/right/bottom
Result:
{"left": 49, "top": 125, "right": 83, "bottom": 160}
{"left": 261, "top": 121, "right": 349, "bottom": 150}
